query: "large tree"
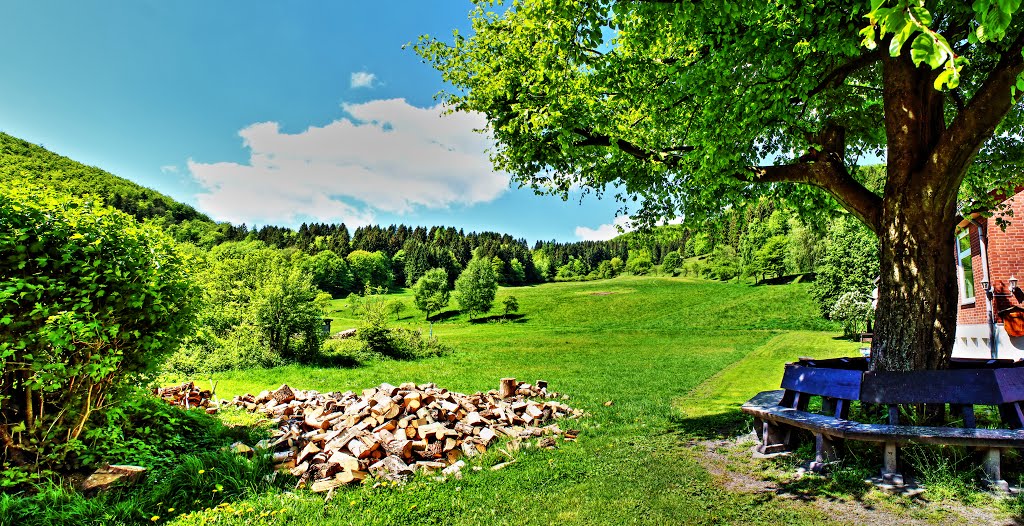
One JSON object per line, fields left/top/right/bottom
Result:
{"left": 420, "top": 1, "right": 1024, "bottom": 372}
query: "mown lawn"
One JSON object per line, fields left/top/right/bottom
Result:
{"left": 160, "top": 276, "right": 873, "bottom": 525}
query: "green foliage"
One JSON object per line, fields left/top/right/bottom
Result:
{"left": 347, "top": 250, "right": 393, "bottom": 291}
{"left": 625, "top": 251, "right": 653, "bottom": 275}
{"left": 454, "top": 257, "right": 498, "bottom": 320}
{"left": 412, "top": 268, "right": 451, "bottom": 320}
{"left": 685, "top": 232, "right": 711, "bottom": 258}
{"left": 0, "top": 133, "right": 210, "bottom": 226}
{"left": 301, "top": 250, "right": 353, "bottom": 296}
{"left": 754, "top": 235, "right": 789, "bottom": 279}
{"left": 358, "top": 287, "right": 450, "bottom": 359}
{"left": 609, "top": 256, "right": 625, "bottom": 275}
{"left": 810, "top": 217, "right": 879, "bottom": 317}
{"left": 786, "top": 220, "right": 820, "bottom": 273}
{"left": 661, "top": 251, "right": 683, "bottom": 275}
{"left": 356, "top": 286, "right": 395, "bottom": 357}
{"left": 707, "top": 246, "right": 741, "bottom": 281}
{"left": 250, "top": 268, "right": 328, "bottom": 361}
{"left": 0, "top": 185, "right": 196, "bottom": 470}
{"left": 508, "top": 257, "right": 526, "bottom": 285}
{"left": 165, "top": 241, "right": 327, "bottom": 375}
{"left": 502, "top": 295, "right": 520, "bottom": 316}
{"left": 388, "top": 299, "right": 405, "bottom": 321}
{"left": 555, "top": 257, "right": 590, "bottom": 281}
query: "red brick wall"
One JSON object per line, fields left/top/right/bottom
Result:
{"left": 957, "top": 190, "right": 1024, "bottom": 326}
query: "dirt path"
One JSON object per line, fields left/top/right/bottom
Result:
{"left": 688, "top": 435, "right": 1017, "bottom": 525}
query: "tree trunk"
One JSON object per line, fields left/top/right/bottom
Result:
{"left": 871, "top": 198, "right": 959, "bottom": 371}
{"left": 870, "top": 53, "right": 960, "bottom": 372}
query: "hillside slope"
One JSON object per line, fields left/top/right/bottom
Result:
{"left": 0, "top": 132, "right": 209, "bottom": 224}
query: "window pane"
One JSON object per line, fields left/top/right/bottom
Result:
{"left": 958, "top": 233, "right": 971, "bottom": 254}
{"left": 962, "top": 255, "right": 974, "bottom": 298}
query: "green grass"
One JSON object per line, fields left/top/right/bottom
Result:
{"left": 152, "top": 276, "right": 870, "bottom": 525}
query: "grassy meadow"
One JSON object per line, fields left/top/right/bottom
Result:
{"left": 154, "top": 276, "right": 879, "bottom": 526}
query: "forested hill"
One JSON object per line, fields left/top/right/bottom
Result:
{"left": 0, "top": 132, "right": 210, "bottom": 224}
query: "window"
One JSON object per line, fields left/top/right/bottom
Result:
{"left": 957, "top": 231, "right": 975, "bottom": 302}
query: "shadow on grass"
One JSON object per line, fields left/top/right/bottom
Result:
{"left": 469, "top": 313, "right": 528, "bottom": 324}
{"left": 428, "top": 310, "right": 463, "bottom": 322}
{"left": 667, "top": 410, "right": 751, "bottom": 440}
{"left": 670, "top": 411, "right": 882, "bottom": 506}
{"left": 300, "top": 353, "right": 362, "bottom": 368}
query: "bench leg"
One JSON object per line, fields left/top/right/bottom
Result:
{"left": 980, "top": 447, "right": 1009, "bottom": 492}
{"left": 881, "top": 442, "right": 904, "bottom": 485}
{"left": 755, "top": 419, "right": 792, "bottom": 455}
{"left": 809, "top": 433, "right": 838, "bottom": 473}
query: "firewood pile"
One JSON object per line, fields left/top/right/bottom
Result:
{"left": 154, "top": 381, "right": 217, "bottom": 413}
{"left": 229, "top": 377, "right": 581, "bottom": 492}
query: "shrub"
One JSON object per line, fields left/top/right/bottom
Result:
{"left": 830, "top": 291, "right": 873, "bottom": 338}
{"left": 811, "top": 216, "right": 879, "bottom": 317}
{"left": 662, "top": 250, "right": 683, "bottom": 275}
{"left": 707, "top": 245, "right": 741, "bottom": 280}
{"left": 754, "top": 235, "right": 789, "bottom": 279}
{"left": 626, "top": 254, "right": 653, "bottom": 275}
{"left": 0, "top": 186, "right": 196, "bottom": 471}
{"left": 347, "top": 250, "right": 393, "bottom": 291}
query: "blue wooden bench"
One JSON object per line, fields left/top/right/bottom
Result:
{"left": 741, "top": 357, "right": 1024, "bottom": 490}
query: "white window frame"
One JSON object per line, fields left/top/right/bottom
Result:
{"left": 957, "top": 230, "right": 975, "bottom": 304}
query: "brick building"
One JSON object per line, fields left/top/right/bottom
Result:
{"left": 954, "top": 187, "right": 1024, "bottom": 359}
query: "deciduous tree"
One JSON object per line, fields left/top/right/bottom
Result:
{"left": 454, "top": 258, "right": 498, "bottom": 320}
{"left": 420, "top": 1, "right": 1024, "bottom": 371}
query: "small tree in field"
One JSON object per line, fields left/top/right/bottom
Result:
{"left": 502, "top": 296, "right": 520, "bottom": 316}
{"left": 754, "top": 235, "right": 789, "bottom": 280}
{"left": 412, "top": 268, "right": 451, "bottom": 320}
{"left": 389, "top": 300, "right": 405, "bottom": 321}
{"left": 661, "top": 251, "right": 683, "bottom": 276}
{"left": 454, "top": 258, "right": 498, "bottom": 321}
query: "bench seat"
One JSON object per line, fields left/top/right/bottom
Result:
{"left": 743, "top": 390, "right": 1024, "bottom": 448}
{"left": 741, "top": 389, "right": 1024, "bottom": 489}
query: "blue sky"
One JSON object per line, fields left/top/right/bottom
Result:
{"left": 0, "top": 1, "right": 627, "bottom": 243}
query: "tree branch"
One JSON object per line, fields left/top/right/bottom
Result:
{"left": 809, "top": 48, "right": 885, "bottom": 97}
{"left": 931, "top": 31, "right": 1024, "bottom": 201}
{"left": 745, "top": 160, "right": 882, "bottom": 232}
{"left": 572, "top": 128, "right": 694, "bottom": 167}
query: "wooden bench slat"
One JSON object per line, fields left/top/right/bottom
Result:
{"left": 742, "top": 390, "right": 1024, "bottom": 449}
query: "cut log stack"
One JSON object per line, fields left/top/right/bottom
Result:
{"left": 228, "top": 378, "right": 580, "bottom": 491}
{"left": 154, "top": 382, "right": 217, "bottom": 414}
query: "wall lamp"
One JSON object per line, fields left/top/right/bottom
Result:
{"left": 1011, "top": 275, "right": 1019, "bottom": 293}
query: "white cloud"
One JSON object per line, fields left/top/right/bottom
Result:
{"left": 350, "top": 71, "right": 377, "bottom": 89}
{"left": 574, "top": 215, "right": 684, "bottom": 241}
{"left": 575, "top": 216, "right": 634, "bottom": 241}
{"left": 187, "top": 98, "right": 508, "bottom": 227}
{"left": 160, "top": 164, "right": 179, "bottom": 174}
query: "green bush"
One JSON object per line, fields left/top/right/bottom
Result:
{"left": 0, "top": 186, "right": 196, "bottom": 472}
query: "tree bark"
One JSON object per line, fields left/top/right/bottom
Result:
{"left": 871, "top": 197, "right": 959, "bottom": 371}
{"left": 870, "top": 53, "right": 960, "bottom": 372}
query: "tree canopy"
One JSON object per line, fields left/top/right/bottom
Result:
{"left": 419, "top": 1, "right": 1024, "bottom": 225}
{"left": 421, "top": 1, "right": 1024, "bottom": 371}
